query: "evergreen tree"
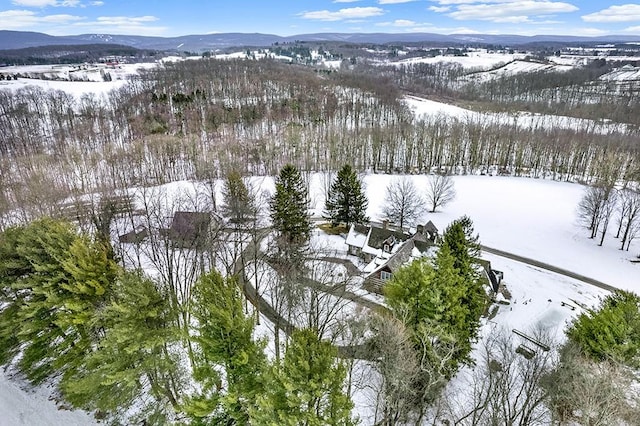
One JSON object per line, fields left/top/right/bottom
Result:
{"left": 567, "top": 290, "right": 640, "bottom": 367}
{"left": 383, "top": 248, "right": 486, "bottom": 418}
{"left": 251, "top": 328, "right": 355, "bottom": 426}
{"left": 457, "top": 215, "right": 481, "bottom": 259}
{"left": 270, "top": 164, "right": 311, "bottom": 245}
{"left": 384, "top": 246, "right": 480, "bottom": 373}
{"left": 0, "top": 226, "right": 29, "bottom": 365}
{"left": 324, "top": 164, "right": 369, "bottom": 227}
{"left": 441, "top": 216, "right": 486, "bottom": 325}
{"left": 220, "top": 170, "right": 256, "bottom": 225}
{"left": 61, "top": 271, "right": 182, "bottom": 417}
{"left": 0, "top": 219, "right": 117, "bottom": 384}
{"left": 185, "top": 271, "right": 266, "bottom": 425}
{"left": 442, "top": 216, "right": 481, "bottom": 280}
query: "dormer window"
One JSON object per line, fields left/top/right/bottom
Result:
{"left": 383, "top": 244, "right": 390, "bottom": 252}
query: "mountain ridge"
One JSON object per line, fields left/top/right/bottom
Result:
{"left": 2, "top": 30, "right": 639, "bottom": 51}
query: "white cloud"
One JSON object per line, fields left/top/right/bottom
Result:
{"left": 0, "top": 9, "right": 82, "bottom": 29}
{"left": 377, "top": 19, "right": 419, "bottom": 26}
{"left": 493, "top": 15, "right": 530, "bottom": 23}
{"left": 71, "top": 16, "right": 167, "bottom": 35}
{"left": 429, "top": 6, "right": 451, "bottom": 12}
{"left": 431, "top": 0, "right": 527, "bottom": 4}
{"left": 623, "top": 25, "right": 640, "bottom": 34}
{"left": 379, "top": 0, "right": 416, "bottom": 4}
{"left": 0, "top": 8, "right": 166, "bottom": 35}
{"left": 90, "top": 1, "right": 104, "bottom": 5}
{"left": 582, "top": 4, "right": 640, "bottom": 23}
{"left": 11, "top": 0, "right": 81, "bottom": 7}
{"left": 393, "top": 19, "right": 418, "bottom": 26}
{"left": 448, "top": 1, "right": 578, "bottom": 22}
{"left": 299, "top": 7, "right": 385, "bottom": 21}
{"left": 93, "top": 15, "right": 158, "bottom": 25}
{"left": 41, "top": 12, "right": 82, "bottom": 22}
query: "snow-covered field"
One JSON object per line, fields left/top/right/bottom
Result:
{"left": 391, "top": 49, "right": 528, "bottom": 70}
{"left": 465, "top": 59, "right": 573, "bottom": 82}
{"left": 600, "top": 65, "right": 640, "bottom": 82}
{"left": 403, "top": 94, "right": 628, "bottom": 133}
{"left": 0, "top": 62, "right": 154, "bottom": 99}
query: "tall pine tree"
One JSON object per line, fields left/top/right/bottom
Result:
{"left": 250, "top": 328, "right": 355, "bottom": 425}
{"left": 442, "top": 216, "right": 481, "bottom": 280}
{"left": 185, "top": 271, "right": 266, "bottom": 425}
{"left": 0, "top": 219, "right": 117, "bottom": 384}
{"left": 270, "top": 164, "right": 311, "bottom": 245}
{"left": 441, "top": 216, "right": 486, "bottom": 326}
{"left": 220, "top": 170, "right": 256, "bottom": 225}
{"left": 61, "top": 271, "right": 182, "bottom": 417}
{"left": 324, "top": 164, "right": 369, "bottom": 227}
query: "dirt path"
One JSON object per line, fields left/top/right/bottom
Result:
{"left": 481, "top": 245, "right": 618, "bottom": 293}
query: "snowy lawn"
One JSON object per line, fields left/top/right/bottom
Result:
{"left": 359, "top": 174, "right": 638, "bottom": 293}
{"left": 0, "top": 371, "right": 97, "bottom": 426}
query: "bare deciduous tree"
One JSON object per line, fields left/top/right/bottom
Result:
{"left": 382, "top": 177, "right": 425, "bottom": 229}
{"left": 544, "top": 341, "right": 639, "bottom": 425}
{"left": 369, "top": 314, "right": 419, "bottom": 426}
{"left": 443, "top": 327, "right": 555, "bottom": 426}
{"left": 616, "top": 189, "right": 640, "bottom": 251}
{"left": 577, "top": 184, "right": 617, "bottom": 241}
{"left": 598, "top": 188, "right": 618, "bottom": 246}
{"left": 425, "top": 174, "right": 456, "bottom": 213}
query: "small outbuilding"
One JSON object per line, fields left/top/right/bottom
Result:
{"left": 118, "top": 226, "right": 148, "bottom": 244}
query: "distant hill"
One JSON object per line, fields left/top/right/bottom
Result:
{"left": 0, "top": 30, "right": 90, "bottom": 49}
{"left": 2, "top": 30, "right": 640, "bottom": 52}
{"left": 0, "top": 44, "right": 155, "bottom": 65}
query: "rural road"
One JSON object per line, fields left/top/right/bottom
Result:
{"left": 481, "top": 245, "right": 618, "bottom": 293}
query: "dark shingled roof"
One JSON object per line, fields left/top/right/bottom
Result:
{"left": 367, "top": 227, "right": 409, "bottom": 249}
{"left": 424, "top": 220, "right": 438, "bottom": 234}
{"left": 118, "top": 226, "right": 148, "bottom": 244}
{"left": 353, "top": 224, "right": 369, "bottom": 236}
{"left": 165, "top": 211, "right": 211, "bottom": 248}
{"left": 413, "top": 239, "right": 433, "bottom": 254}
{"left": 383, "top": 240, "right": 416, "bottom": 273}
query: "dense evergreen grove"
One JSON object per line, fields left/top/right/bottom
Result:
{"left": 0, "top": 219, "right": 356, "bottom": 424}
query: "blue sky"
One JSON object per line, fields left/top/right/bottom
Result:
{"left": 0, "top": 1, "right": 638, "bottom": 37}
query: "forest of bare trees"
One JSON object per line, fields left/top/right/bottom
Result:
{"left": 0, "top": 57, "right": 638, "bottom": 230}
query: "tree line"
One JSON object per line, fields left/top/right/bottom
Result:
{"left": 372, "top": 58, "right": 640, "bottom": 127}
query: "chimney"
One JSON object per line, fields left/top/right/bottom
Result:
{"left": 382, "top": 219, "right": 388, "bottom": 229}
{"left": 416, "top": 224, "right": 424, "bottom": 235}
